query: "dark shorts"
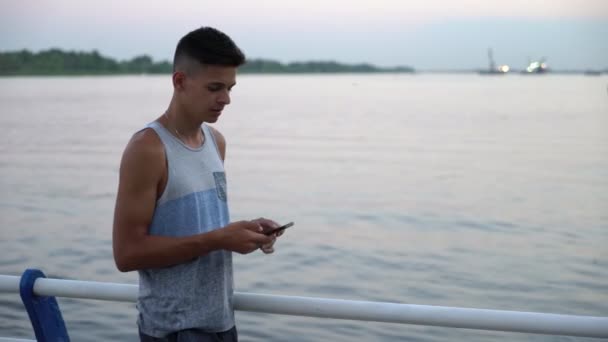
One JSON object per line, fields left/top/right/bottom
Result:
{"left": 139, "top": 326, "right": 238, "bottom": 342}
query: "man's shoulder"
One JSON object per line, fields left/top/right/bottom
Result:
{"left": 206, "top": 125, "right": 226, "bottom": 161}
{"left": 122, "top": 126, "right": 165, "bottom": 169}
{"left": 207, "top": 125, "right": 225, "bottom": 143}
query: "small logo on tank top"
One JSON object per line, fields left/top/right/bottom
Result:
{"left": 213, "top": 172, "right": 227, "bottom": 201}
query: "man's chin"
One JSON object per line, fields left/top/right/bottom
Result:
{"left": 206, "top": 115, "right": 220, "bottom": 123}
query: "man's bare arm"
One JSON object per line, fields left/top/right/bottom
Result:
{"left": 112, "top": 130, "right": 271, "bottom": 272}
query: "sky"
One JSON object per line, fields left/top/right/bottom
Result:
{"left": 1, "top": 0, "right": 607, "bottom": 70}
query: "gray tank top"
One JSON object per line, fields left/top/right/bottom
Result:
{"left": 136, "top": 121, "right": 234, "bottom": 337}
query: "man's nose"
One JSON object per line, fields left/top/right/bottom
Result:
{"left": 218, "top": 90, "right": 231, "bottom": 105}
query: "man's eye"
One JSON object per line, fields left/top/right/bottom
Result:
{"left": 208, "top": 85, "right": 223, "bottom": 92}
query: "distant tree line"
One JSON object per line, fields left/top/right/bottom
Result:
{"left": 241, "top": 59, "right": 414, "bottom": 73}
{"left": 0, "top": 49, "right": 169, "bottom": 75}
{"left": 0, "top": 49, "right": 414, "bottom": 75}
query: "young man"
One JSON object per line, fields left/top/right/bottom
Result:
{"left": 112, "top": 27, "right": 282, "bottom": 342}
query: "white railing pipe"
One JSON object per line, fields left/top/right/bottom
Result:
{"left": 1, "top": 275, "right": 607, "bottom": 338}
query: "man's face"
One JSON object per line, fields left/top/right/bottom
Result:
{"left": 176, "top": 65, "right": 237, "bottom": 123}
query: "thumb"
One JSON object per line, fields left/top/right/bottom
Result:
{"left": 244, "top": 220, "right": 264, "bottom": 233}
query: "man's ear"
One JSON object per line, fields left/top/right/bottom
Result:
{"left": 172, "top": 71, "right": 186, "bottom": 91}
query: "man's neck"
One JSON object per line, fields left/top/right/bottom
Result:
{"left": 163, "top": 105, "right": 205, "bottom": 147}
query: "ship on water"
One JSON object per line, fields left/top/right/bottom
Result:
{"left": 522, "top": 58, "right": 549, "bottom": 74}
{"left": 478, "top": 48, "right": 510, "bottom": 75}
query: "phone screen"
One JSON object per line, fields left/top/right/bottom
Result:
{"left": 265, "top": 221, "right": 294, "bottom": 235}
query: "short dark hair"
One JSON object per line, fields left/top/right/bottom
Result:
{"left": 173, "top": 27, "right": 246, "bottom": 71}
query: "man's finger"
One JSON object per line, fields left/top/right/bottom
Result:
{"left": 253, "top": 234, "right": 274, "bottom": 246}
{"left": 261, "top": 240, "right": 275, "bottom": 249}
{"left": 261, "top": 247, "right": 274, "bottom": 254}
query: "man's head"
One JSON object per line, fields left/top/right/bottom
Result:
{"left": 173, "top": 27, "right": 245, "bottom": 72}
{"left": 172, "top": 27, "right": 246, "bottom": 123}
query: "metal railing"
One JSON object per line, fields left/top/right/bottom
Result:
{"left": 1, "top": 272, "right": 607, "bottom": 340}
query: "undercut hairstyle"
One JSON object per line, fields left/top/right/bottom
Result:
{"left": 173, "top": 27, "right": 246, "bottom": 73}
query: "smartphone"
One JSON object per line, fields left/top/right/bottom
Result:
{"left": 265, "top": 221, "right": 294, "bottom": 236}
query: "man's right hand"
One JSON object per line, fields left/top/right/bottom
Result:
{"left": 219, "top": 220, "right": 275, "bottom": 254}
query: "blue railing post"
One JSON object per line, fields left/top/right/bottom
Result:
{"left": 19, "top": 269, "right": 70, "bottom": 342}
